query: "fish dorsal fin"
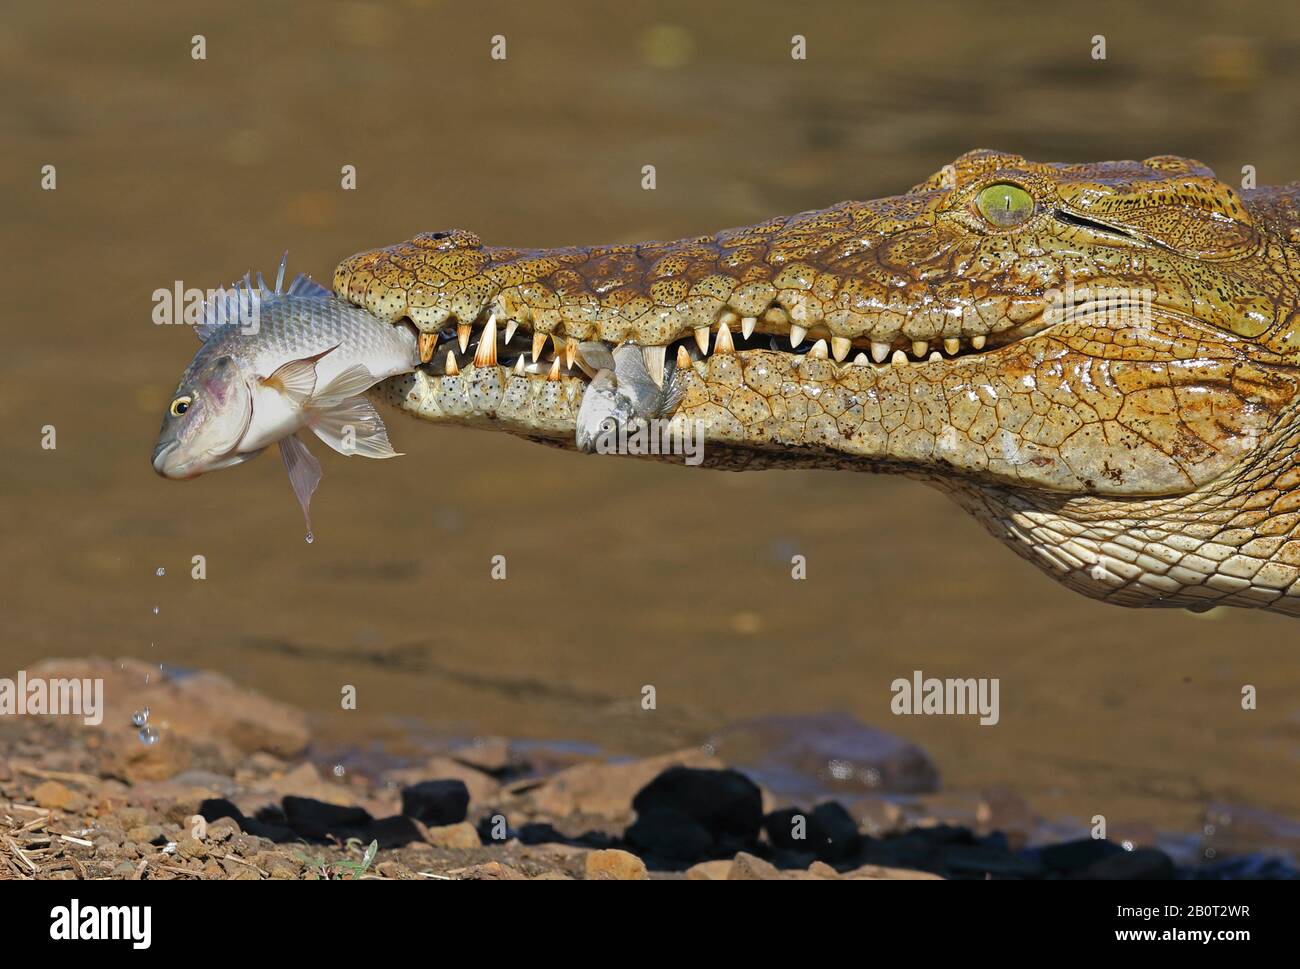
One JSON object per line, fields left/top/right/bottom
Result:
{"left": 258, "top": 345, "right": 339, "bottom": 406}
{"left": 195, "top": 278, "right": 261, "bottom": 342}
{"left": 286, "top": 273, "right": 333, "bottom": 299}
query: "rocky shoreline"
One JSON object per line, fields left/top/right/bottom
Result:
{"left": 0, "top": 659, "right": 1285, "bottom": 880}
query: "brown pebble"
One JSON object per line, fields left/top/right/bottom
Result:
{"left": 584, "top": 848, "right": 648, "bottom": 881}
{"left": 728, "top": 851, "right": 780, "bottom": 880}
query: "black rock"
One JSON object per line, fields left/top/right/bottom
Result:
{"left": 1075, "top": 847, "right": 1176, "bottom": 880}
{"left": 809, "top": 802, "right": 862, "bottom": 862}
{"left": 281, "top": 796, "right": 373, "bottom": 841}
{"left": 764, "top": 808, "right": 807, "bottom": 853}
{"left": 632, "top": 767, "right": 763, "bottom": 850}
{"left": 1039, "top": 838, "right": 1125, "bottom": 873}
{"left": 198, "top": 798, "right": 247, "bottom": 826}
{"left": 625, "top": 809, "right": 715, "bottom": 863}
{"left": 400, "top": 779, "right": 470, "bottom": 826}
{"left": 935, "top": 843, "right": 1047, "bottom": 879}
{"left": 363, "top": 815, "right": 424, "bottom": 849}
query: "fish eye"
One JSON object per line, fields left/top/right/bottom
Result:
{"left": 976, "top": 183, "right": 1035, "bottom": 228}
{"left": 170, "top": 395, "right": 193, "bottom": 417}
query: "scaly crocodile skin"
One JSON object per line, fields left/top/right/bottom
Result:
{"left": 335, "top": 151, "right": 1300, "bottom": 617}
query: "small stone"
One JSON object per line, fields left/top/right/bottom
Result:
{"left": 1039, "top": 838, "right": 1123, "bottom": 873}
{"left": 175, "top": 837, "right": 207, "bottom": 860}
{"left": 843, "top": 863, "right": 943, "bottom": 880}
{"left": 205, "top": 817, "right": 240, "bottom": 843}
{"left": 585, "top": 848, "right": 648, "bottom": 881}
{"left": 32, "top": 780, "right": 78, "bottom": 811}
{"left": 281, "top": 796, "right": 372, "bottom": 840}
{"left": 426, "top": 821, "right": 481, "bottom": 850}
{"left": 685, "top": 860, "right": 733, "bottom": 880}
{"left": 728, "top": 851, "right": 780, "bottom": 880}
{"left": 230, "top": 867, "right": 262, "bottom": 880}
{"left": 458, "top": 861, "right": 525, "bottom": 880}
{"left": 632, "top": 767, "right": 763, "bottom": 852}
{"left": 110, "top": 860, "right": 137, "bottom": 878}
{"left": 375, "top": 861, "right": 410, "bottom": 879}
{"left": 531, "top": 870, "right": 573, "bottom": 880}
{"left": 807, "top": 860, "right": 840, "bottom": 879}
{"left": 624, "top": 809, "right": 714, "bottom": 863}
{"left": 127, "top": 824, "right": 165, "bottom": 844}
{"left": 268, "top": 861, "right": 299, "bottom": 879}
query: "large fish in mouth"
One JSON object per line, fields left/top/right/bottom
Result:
{"left": 151, "top": 256, "right": 421, "bottom": 537}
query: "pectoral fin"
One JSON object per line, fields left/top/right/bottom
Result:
{"left": 279, "top": 434, "right": 322, "bottom": 534}
{"left": 259, "top": 346, "right": 338, "bottom": 406}
{"left": 308, "top": 395, "right": 402, "bottom": 458}
{"left": 313, "top": 364, "right": 379, "bottom": 410}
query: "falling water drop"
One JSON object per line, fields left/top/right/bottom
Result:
{"left": 333, "top": 764, "right": 345, "bottom": 777}
{"left": 138, "top": 726, "right": 160, "bottom": 745}
{"left": 152, "top": 606, "right": 160, "bottom": 616}
{"left": 155, "top": 567, "right": 165, "bottom": 577}
{"left": 131, "top": 708, "right": 150, "bottom": 727}
{"left": 305, "top": 532, "right": 315, "bottom": 545}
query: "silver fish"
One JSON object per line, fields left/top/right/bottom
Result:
{"left": 151, "top": 255, "right": 420, "bottom": 536}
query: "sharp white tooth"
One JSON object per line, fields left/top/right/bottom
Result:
{"left": 911, "top": 341, "right": 928, "bottom": 359}
{"left": 831, "top": 336, "right": 852, "bottom": 362}
{"left": 809, "top": 339, "right": 828, "bottom": 359}
{"left": 694, "top": 325, "right": 710, "bottom": 355}
{"left": 532, "top": 332, "right": 547, "bottom": 362}
{"left": 714, "top": 320, "right": 735, "bottom": 354}
{"left": 676, "top": 345, "right": 693, "bottom": 370}
{"left": 740, "top": 316, "right": 757, "bottom": 339}
{"left": 789, "top": 324, "right": 807, "bottom": 348}
{"left": 565, "top": 338, "right": 578, "bottom": 369}
{"left": 504, "top": 319, "right": 518, "bottom": 344}
{"left": 547, "top": 357, "right": 562, "bottom": 381}
{"left": 852, "top": 352, "right": 870, "bottom": 366}
{"left": 943, "top": 337, "right": 960, "bottom": 356}
{"left": 445, "top": 351, "right": 460, "bottom": 376}
{"left": 972, "top": 334, "right": 987, "bottom": 350}
{"left": 928, "top": 351, "right": 942, "bottom": 362}
{"left": 890, "top": 349, "right": 907, "bottom": 366}
{"left": 474, "top": 314, "right": 498, "bottom": 366}
{"left": 871, "top": 341, "right": 890, "bottom": 363}
{"left": 457, "top": 323, "right": 472, "bottom": 353}
{"left": 513, "top": 356, "right": 525, "bottom": 376}
{"left": 642, "top": 345, "right": 666, "bottom": 386}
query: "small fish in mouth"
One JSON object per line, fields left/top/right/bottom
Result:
{"left": 151, "top": 255, "right": 421, "bottom": 538}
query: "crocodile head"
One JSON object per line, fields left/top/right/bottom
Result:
{"left": 335, "top": 150, "right": 1300, "bottom": 617}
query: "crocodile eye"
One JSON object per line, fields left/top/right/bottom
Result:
{"left": 976, "top": 183, "right": 1035, "bottom": 228}
{"left": 170, "top": 395, "right": 192, "bottom": 417}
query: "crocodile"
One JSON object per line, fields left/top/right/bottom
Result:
{"left": 332, "top": 150, "right": 1300, "bottom": 618}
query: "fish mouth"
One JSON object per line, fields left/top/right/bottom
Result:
{"left": 151, "top": 440, "right": 205, "bottom": 480}
{"left": 151, "top": 440, "right": 179, "bottom": 477}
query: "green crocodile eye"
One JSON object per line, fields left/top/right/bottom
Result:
{"left": 976, "top": 183, "right": 1035, "bottom": 228}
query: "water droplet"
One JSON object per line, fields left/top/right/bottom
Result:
{"left": 138, "top": 726, "right": 160, "bottom": 745}
{"left": 332, "top": 764, "right": 345, "bottom": 777}
{"left": 152, "top": 606, "right": 160, "bottom": 615}
{"left": 155, "top": 567, "right": 165, "bottom": 577}
{"left": 305, "top": 532, "right": 314, "bottom": 544}
{"left": 131, "top": 708, "right": 150, "bottom": 727}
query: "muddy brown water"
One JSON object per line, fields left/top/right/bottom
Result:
{"left": 3, "top": 1, "right": 1299, "bottom": 849}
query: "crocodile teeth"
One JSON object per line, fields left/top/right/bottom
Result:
{"left": 714, "top": 320, "right": 735, "bottom": 354}
{"left": 532, "top": 332, "right": 547, "bottom": 362}
{"left": 852, "top": 352, "right": 870, "bottom": 366}
{"left": 504, "top": 319, "right": 518, "bottom": 344}
{"left": 565, "top": 338, "right": 578, "bottom": 369}
{"left": 943, "top": 337, "right": 960, "bottom": 356}
{"left": 547, "top": 357, "right": 562, "bottom": 381}
{"left": 831, "top": 336, "right": 852, "bottom": 362}
{"left": 741, "top": 316, "right": 757, "bottom": 339}
{"left": 971, "top": 334, "right": 987, "bottom": 350}
{"left": 911, "top": 341, "right": 928, "bottom": 359}
{"left": 871, "top": 341, "right": 890, "bottom": 363}
{"left": 445, "top": 351, "right": 460, "bottom": 376}
{"left": 474, "top": 314, "right": 498, "bottom": 367}
{"left": 694, "top": 325, "right": 710, "bottom": 355}
{"left": 642, "top": 345, "right": 666, "bottom": 387}
{"left": 513, "top": 356, "right": 525, "bottom": 376}
{"left": 891, "top": 349, "right": 907, "bottom": 366}
{"left": 809, "top": 339, "right": 828, "bottom": 359}
{"left": 418, "top": 332, "right": 437, "bottom": 364}
{"left": 676, "top": 345, "right": 692, "bottom": 370}
{"left": 928, "top": 351, "right": 942, "bottom": 362}
{"left": 789, "top": 324, "right": 808, "bottom": 349}
{"left": 457, "top": 323, "right": 472, "bottom": 353}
